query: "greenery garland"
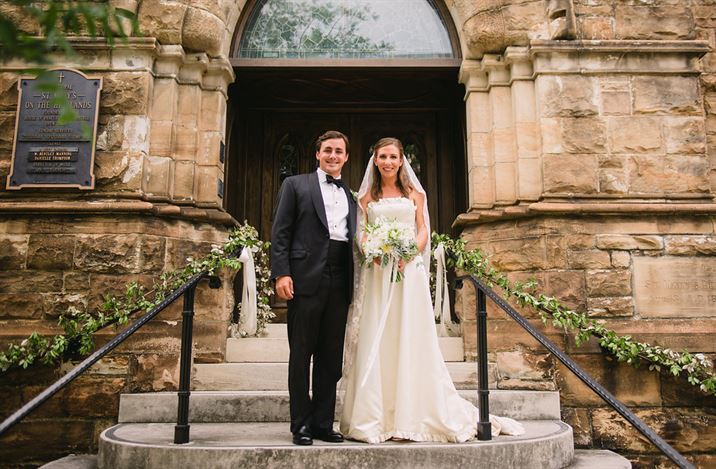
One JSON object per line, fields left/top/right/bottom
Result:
{"left": 0, "top": 222, "right": 271, "bottom": 373}
{"left": 2, "top": 225, "right": 714, "bottom": 399}
{"left": 432, "top": 233, "right": 716, "bottom": 397}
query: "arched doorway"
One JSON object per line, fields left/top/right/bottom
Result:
{"left": 224, "top": 0, "right": 467, "bottom": 241}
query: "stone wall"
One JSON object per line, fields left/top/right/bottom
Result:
{"left": 457, "top": 214, "right": 716, "bottom": 467}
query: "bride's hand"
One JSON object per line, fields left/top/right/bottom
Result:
{"left": 398, "top": 258, "right": 406, "bottom": 272}
{"left": 373, "top": 257, "right": 382, "bottom": 267}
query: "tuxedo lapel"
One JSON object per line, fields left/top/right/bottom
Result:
{"left": 309, "top": 172, "right": 329, "bottom": 232}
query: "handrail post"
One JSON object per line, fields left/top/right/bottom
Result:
{"left": 476, "top": 287, "right": 491, "bottom": 440}
{"left": 174, "top": 283, "right": 198, "bottom": 444}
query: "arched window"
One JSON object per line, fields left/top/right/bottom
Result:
{"left": 236, "top": 0, "right": 457, "bottom": 60}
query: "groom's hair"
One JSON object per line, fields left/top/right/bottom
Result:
{"left": 315, "top": 130, "right": 350, "bottom": 154}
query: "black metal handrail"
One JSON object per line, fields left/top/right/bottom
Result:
{"left": 453, "top": 274, "right": 695, "bottom": 469}
{"left": 0, "top": 266, "right": 226, "bottom": 445}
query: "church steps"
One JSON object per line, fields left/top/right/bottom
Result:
{"left": 117, "top": 390, "right": 562, "bottom": 423}
{"left": 98, "top": 421, "right": 575, "bottom": 469}
{"left": 193, "top": 361, "right": 496, "bottom": 391}
{"left": 228, "top": 324, "right": 465, "bottom": 362}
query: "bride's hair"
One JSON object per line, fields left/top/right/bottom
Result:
{"left": 370, "top": 137, "right": 415, "bottom": 200}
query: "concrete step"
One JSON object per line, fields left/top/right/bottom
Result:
{"left": 193, "top": 361, "right": 495, "bottom": 391}
{"left": 99, "top": 421, "right": 574, "bottom": 469}
{"left": 568, "top": 450, "right": 631, "bottom": 468}
{"left": 118, "top": 390, "right": 561, "bottom": 423}
{"left": 232, "top": 324, "right": 464, "bottom": 362}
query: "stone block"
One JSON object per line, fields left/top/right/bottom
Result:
{"left": 560, "top": 407, "right": 592, "bottom": 447}
{"left": 615, "top": 6, "right": 694, "bottom": 40}
{"left": 592, "top": 407, "right": 716, "bottom": 453}
{"left": 26, "top": 234, "right": 75, "bottom": 270}
{"left": 598, "top": 168, "right": 629, "bottom": 194}
{"left": 194, "top": 166, "right": 223, "bottom": 204}
{"left": 517, "top": 157, "right": 541, "bottom": 200}
{"left": 567, "top": 249, "right": 612, "bottom": 270}
{"left": 633, "top": 76, "right": 701, "bottom": 115}
{"left": 660, "top": 373, "right": 716, "bottom": 408}
{"left": 0, "top": 293, "right": 44, "bottom": 319}
{"left": 173, "top": 127, "right": 198, "bottom": 160}
{"left": 0, "top": 235, "right": 27, "bottom": 270}
{"left": 578, "top": 16, "right": 614, "bottom": 40}
{"left": 142, "top": 155, "right": 171, "bottom": 198}
{"left": 663, "top": 117, "right": 706, "bottom": 154}
{"left": 74, "top": 235, "right": 140, "bottom": 274}
{"left": 199, "top": 91, "right": 226, "bottom": 131}
{"left": 611, "top": 251, "right": 631, "bottom": 269}
{"left": 101, "top": 72, "right": 151, "bottom": 115}
{"left": 164, "top": 238, "right": 213, "bottom": 272}
{"left": 596, "top": 235, "right": 663, "bottom": 251}
{"left": 26, "top": 376, "right": 125, "bottom": 418}
{"left": 176, "top": 85, "right": 200, "bottom": 126}
{"left": 556, "top": 356, "right": 662, "bottom": 407}
{"left": 149, "top": 120, "right": 174, "bottom": 156}
{"left": 128, "top": 352, "right": 180, "bottom": 392}
{"left": 139, "top": 236, "right": 166, "bottom": 273}
{"left": 544, "top": 270, "right": 586, "bottom": 311}
{"left": 95, "top": 151, "right": 143, "bottom": 192}
{"left": 587, "top": 296, "right": 634, "bottom": 317}
{"left": 172, "top": 160, "right": 195, "bottom": 200}
{"left": 138, "top": 0, "right": 187, "bottom": 44}
{"left": 87, "top": 273, "right": 154, "bottom": 313}
{"left": 543, "top": 154, "right": 598, "bottom": 194}
{"left": 0, "top": 420, "right": 95, "bottom": 462}
{"left": 0, "top": 271, "right": 63, "bottom": 294}
{"left": 665, "top": 235, "right": 716, "bottom": 256}
{"left": 197, "top": 131, "right": 223, "bottom": 166}
{"left": 122, "top": 115, "right": 150, "bottom": 154}
{"left": 693, "top": 5, "right": 716, "bottom": 29}
{"left": 182, "top": 7, "right": 224, "bottom": 56}
{"left": 0, "top": 73, "right": 19, "bottom": 112}
{"left": 42, "top": 292, "right": 87, "bottom": 319}
{"left": 495, "top": 350, "right": 554, "bottom": 383}
{"left": 538, "top": 75, "right": 599, "bottom": 118}
{"left": 150, "top": 78, "right": 178, "bottom": 121}
{"left": 628, "top": 155, "right": 710, "bottom": 195}
{"left": 608, "top": 116, "right": 662, "bottom": 154}
{"left": 562, "top": 118, "right": 606, "bottom": 153}
{"left": 586, "top": 269, "right": 632, "bottom": 297}
{"left": 540, "top": 117, "right": 562, "bottom": 154}
{"left": 493, "top": 161, "right": 516, "bottom": 203}
{"left": 0, "top": 111, "right": 16, "bottom": 151}
{"left": 600, "top": 91, "right": 630, "bottom": 115}
{"left": 96, "top": 115, "right": 125, "bottom": 151}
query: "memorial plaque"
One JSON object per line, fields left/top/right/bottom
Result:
{"left": 633, "top": 257, "right": 716, "bottom": 317}
{"left": 6, "top": 68, "right": 102, "bottom": 190}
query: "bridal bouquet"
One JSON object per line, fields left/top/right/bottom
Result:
{"left": 361, "top": 216, "right": 418, "bottom": 282}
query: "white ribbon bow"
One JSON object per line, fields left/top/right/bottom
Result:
{"left": 433, "top": 243, "right": 456, "bottom": 337}
{"left": 238, "top": 247, "right": 258, "bottom": 336}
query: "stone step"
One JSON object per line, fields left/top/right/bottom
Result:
{"left": 118, "top": 390, "right": 561, "bottom": 423}
{"left": 568, "top": 450, "right": 632, "bottom": 468}
{"left": 99, "top": 421, "right": 574, "bottom": 469}
{"left": 193, "top": 362, "right": 496, "bottom": 391}
{"left": 226, "top": 335, "right": 465, "bottom": 362}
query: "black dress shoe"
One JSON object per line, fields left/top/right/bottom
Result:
{"left": 312, "top": 429, "right": 344, "bottom": 443}
{"left": 292, "top": 425, "right": 313, "bottom": 446}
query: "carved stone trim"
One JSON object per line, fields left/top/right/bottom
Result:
{"left": 454, "top": 203, "right": 716, "bottom": 227}
{"left": 530, "top": 40, "right": 710, "bottom": 75}
{"left": 0, "top": 200, "right": 237, "bottom": 226}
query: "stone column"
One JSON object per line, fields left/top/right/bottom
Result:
{"left": 460, "top": 60, "right": 494, "bottom": 209}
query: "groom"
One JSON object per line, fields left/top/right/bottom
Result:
{"left": 271, "top": 130, "right": 357, "bottom": 445}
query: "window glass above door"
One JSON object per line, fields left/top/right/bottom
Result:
{"left": 238, "top": 0, "right": 455, "bottom": 60}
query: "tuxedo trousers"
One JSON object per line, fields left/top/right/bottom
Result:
{"left": 287, "top": 240, "right": 350, "bottom": 434}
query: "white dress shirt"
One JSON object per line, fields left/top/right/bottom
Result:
{"left": 317, "top": 168, "right": 349, "bottom": 242}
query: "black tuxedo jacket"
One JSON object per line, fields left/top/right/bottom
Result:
{"left": 270, "top": 172, "right": 357, "bottom": 301}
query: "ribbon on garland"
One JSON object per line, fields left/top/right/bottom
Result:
{"left": 238, "top": 247, "right": 258, "bottom": 336}
{"left": 433, "top": 243, "right": 457, "bottom": 337}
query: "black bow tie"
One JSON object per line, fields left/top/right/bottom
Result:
{"left": 326, "top": 175, "right": 345, "bottom": 189}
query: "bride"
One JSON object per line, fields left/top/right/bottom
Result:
{"left": 339, "top": 137, "right": 525, "bottom": 443}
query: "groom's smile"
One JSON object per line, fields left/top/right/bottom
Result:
{"left": 316, "top": 137, "right": 349, "bottom": 177}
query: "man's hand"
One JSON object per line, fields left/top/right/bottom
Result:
{"left": 275, "top": 275, "right": 294, "bottom": 300}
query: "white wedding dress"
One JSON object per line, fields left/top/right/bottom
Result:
{"left": 339, "top": 197, "right": 524, "bottom": 444}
